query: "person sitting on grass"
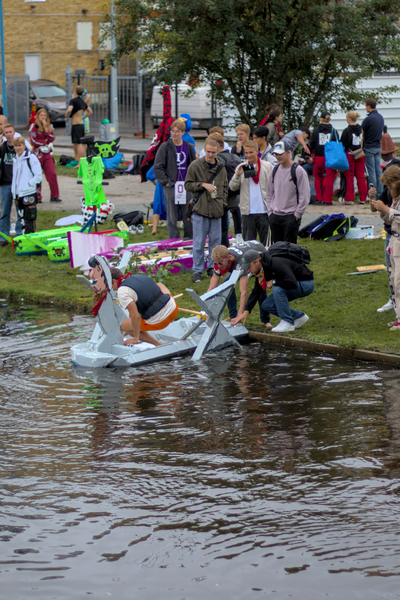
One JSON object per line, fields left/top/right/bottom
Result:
{"left": 231, "top": 246, "right": 314, "bottom": 333}
{"left": 109, "top": 268, "right": 178, "bottom": 346}
{"left": 371, "top": 165, "right": 400, "bottom": 331}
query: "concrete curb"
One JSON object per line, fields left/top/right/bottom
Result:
{"left": 248, "top": 330, "right": 400, "bottom": 367}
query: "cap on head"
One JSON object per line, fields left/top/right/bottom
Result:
{"left": 272, "top": 140, "right": 290, "bottom": 155}
{"left": 321, "top": 110, "right": 330, "bottom": 119}
{"left": 241, "top": 248, "right": 261, "bottom": 271}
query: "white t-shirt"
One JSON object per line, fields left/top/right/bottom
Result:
{"left": 117, "top": 287, "right": 176, "bottom": 324}
{"left": 248, "top": 176, "right": 266, "bottom": 214}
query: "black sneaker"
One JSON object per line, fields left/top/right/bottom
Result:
{"left": 50, "top": 197, "right": 62, "bottom": 203}
{"left": 207, "top": 267, "right": 214, "bottom": 277}
{"left": 193, "top": 273, "right": 202, "bottom": 283}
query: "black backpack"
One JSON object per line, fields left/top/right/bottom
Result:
{"left": 298, "top": 214, "right": 329, "bottom": 238}
{"left": 266, "top": 241, "right": 311, "bottom": 264}
{"left": 272, "top": 163, "right": 299, "bottom": 202}
{"left": 310, "top": 214, "right": 359, "bottom": 242}
{"left": 218, "top": 152, "right": 242, "bottom": 198}
{"left": 113, "top": 210, "right": 144, "bottom": 227}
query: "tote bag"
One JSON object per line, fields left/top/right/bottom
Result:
{"left": 324, "top": 130, "right": 349, "bottom": 171}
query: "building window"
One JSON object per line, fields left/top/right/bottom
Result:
{"left": 77, "top": 22, "right": 93, "bottom": 51}
{"left": 98, "top": 23, "right": 112, "bottom": 51}
{"left": 25, "top": 54, "right": 41, "bottom": 80}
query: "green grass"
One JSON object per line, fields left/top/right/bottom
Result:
{"left": 53, "top": 154, "right": 79, "bottom": 178}
{"left": 1, "top": 211, "right": 398, "bottom": 355}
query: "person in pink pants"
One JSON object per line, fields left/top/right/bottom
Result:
{"left": 341, "top": 111, "right": 367, "bottom": 204}
{"left": 29, "top": 109, "right": 62, "bottom": 203}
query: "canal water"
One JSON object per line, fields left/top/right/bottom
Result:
{"left": 1, "top": 299, "right": 400, "bottom": 599}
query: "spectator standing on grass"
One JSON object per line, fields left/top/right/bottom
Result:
{"left": 362, "top": 97, "right": 384, "bottom": 196}
{"left": 184, "top": 138, "right": 228, "bottom": 282}
{"left": 231, "top": 124, "right": 250, "bottom": 160}
{"left": 340, "top": 111, "right": 367, "bottom": 205}
{"left": 0, "top": 123, "right": 21, "bottom": 244}
{"left": 11, "top": 137, "right": 42, "bottom": 235}
{"left": 29, "top": 108, "right": 62, "bottom": 204}
{"left": 309, "top": 111, "right": 338, "bottom": 205}
{"left": 229, "top": 140, "right": 273, "bottom": 245}
{"left": 266, "top": 140, "right": 310, "bottom": 244}
{"left": 153, "top": 119, "right": 196, "bottom": 240}
{"left": 264, "top": 109, "right": 283, "bottom": 148}
{"left": 210, "top": 133, "right": 243, "bottom": 246}
{"left": 371, "top": 165, "right": 400, "bottom": 331}
{"left": 369, "top": 156, "right": 400, "bottom": 314}
{"left": 65, "top": 86, "right": 93, "bottom": 162}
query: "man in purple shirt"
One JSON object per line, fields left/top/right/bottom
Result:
{"left": 266, "top": 140, "right": 310, "bottom": 244}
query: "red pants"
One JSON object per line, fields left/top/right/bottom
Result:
{"left": 343, "top": 154, "right": 367, "bottom": 203}
{"left": 36, "top": 153, "right": 59, "bottom": 200}
{"left": 313, "top": 156, "right": 336, "bottom": 204}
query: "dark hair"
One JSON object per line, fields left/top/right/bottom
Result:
{"left": 110, "top": 267, "right": 123, "bottom": 280}
{"left": 365, "top": 97, "right": 377, "bottom": 109}
{"left": 269, "top": 109, "right": 281, "bottom": 120}
{"left": 301, "top": 127, "right": 310, "bottom": 137}
{"left": 252, "top": 126, "right": 269, "bottom": 138}
{"left": 76, "top": 85, "right": 84, "bottom": 96}
{"left": 265, "top": 103, "right": 280, "bottom": 114}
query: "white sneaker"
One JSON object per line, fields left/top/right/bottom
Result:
{"left": 236, "top": 233, "right": 243, "bottom": 243}
{"left": 294, "top": 314, "right": 309, "bottom": 329}
{"left": 377, "top": 299, "right": 394, "bottom": 312}
{"left": 271, "top": 320, "right": 295, "bottom": 333}
{"left": 128, "top": 225, "right": 137, "bottom": 234}
{"left": 136, "top": 224, "right": 144, "bottom": 234}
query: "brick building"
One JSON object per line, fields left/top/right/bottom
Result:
{"left": 1, "top": 0, "right": 129, "bottom": 86}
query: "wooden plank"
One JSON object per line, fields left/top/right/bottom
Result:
{"left": 356, "top": 264, "right": 386, "bottom": 272}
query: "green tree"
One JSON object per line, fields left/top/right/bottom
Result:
{"left": 103, "top": 0, "right": 400, "bottom": 128}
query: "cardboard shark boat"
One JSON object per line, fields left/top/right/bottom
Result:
{"left": 71, "top": 255, "right": 248, "bottom": 368}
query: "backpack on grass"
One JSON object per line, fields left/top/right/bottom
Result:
{"left": 266, "top": 241, "right": 311, "bottom": 264}
{"left": 310, "top": 213, "right": 358, "bottom": 242}
{"left": 298, "top": 214, "right": 329, "bottom": 238}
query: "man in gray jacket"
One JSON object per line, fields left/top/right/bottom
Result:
{"left": 153, "top": 119, "right": 196, "bottom": 239}
{"left": 184, "top": 138, "right": 228, "bottom": 282}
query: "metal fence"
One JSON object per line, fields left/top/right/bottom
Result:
{"left": 66, "top": 70, "right": 144, "bottom": 136}
{"left": 0, "top": 75, "right": 29, "bottom": 129}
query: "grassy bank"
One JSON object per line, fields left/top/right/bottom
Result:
{"left": 1, "top": 210, "right": 398, "bottom": 356}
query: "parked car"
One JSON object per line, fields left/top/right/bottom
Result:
{"left": 29, "top": 79, "right": 67, "bottom": 124}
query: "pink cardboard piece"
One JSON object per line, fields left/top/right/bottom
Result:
{"left": 68, "top": 231, "right": 124, "bottom": 269}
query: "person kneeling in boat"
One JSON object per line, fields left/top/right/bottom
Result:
{"left": 110, "top": 268, "right": 178, "bottom": 347}
{"left": 208, "top": 241, "right": 272, "bottom": 327}
{"left": 231, "top": 247, "right": 314, "bottom": 333}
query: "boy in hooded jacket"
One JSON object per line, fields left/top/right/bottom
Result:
{"left": 309, "top": 111, "right": 339, "bottom": 205}
{"left": 11, "top": 137, "right": 42, "bottom": 234}
{"left": 340, "top": 111, "right": 367, "bottom": 205}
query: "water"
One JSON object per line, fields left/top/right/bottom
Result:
{"left": 1, "top": 299, "right": 400, "bottom": 599}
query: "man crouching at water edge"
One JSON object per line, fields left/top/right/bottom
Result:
{"left": 231, "top": 248, "right": 314, "bottom": 333}
{"left": 110, "top": 268, "right": 178, "bottom": 347}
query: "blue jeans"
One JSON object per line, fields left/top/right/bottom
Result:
{"left": 0, "top": 184, "right": 22, "bottom": 237}
{"left": 192, "top": 212, "right": 221, "bottom": 273}
{"left": 364, "top": 147, "right": 383, "bottom": 195}
{"left": 261, "top": 280, "right": 315, "bottom": 325}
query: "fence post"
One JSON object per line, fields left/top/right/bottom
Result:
{"left": 65, "top": 66, "right": 72, "bottom": 136}
{"left": 141, "top": 71, "right": 146, "bottom": 139}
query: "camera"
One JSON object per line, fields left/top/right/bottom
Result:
{"left": 242, "top": 163, "right": 256, "bottom": 178}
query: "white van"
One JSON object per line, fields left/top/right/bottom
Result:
{"left": 151, "top": 84, "right": 223, "bottom": 130}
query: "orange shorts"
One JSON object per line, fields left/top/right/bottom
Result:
{"left": 140, "top": 300, "right": 178, "bottom": 332}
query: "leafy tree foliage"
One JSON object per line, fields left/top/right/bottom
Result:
{"left": 104, "top": 0, "right": 400, "bottom": 128}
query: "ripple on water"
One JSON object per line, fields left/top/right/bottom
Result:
{"left": 1, "top": 302, "right": 400, "bottom": 598}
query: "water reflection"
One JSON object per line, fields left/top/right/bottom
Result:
{"left": 1, "top": 299, "right": 400, "bottom": 599}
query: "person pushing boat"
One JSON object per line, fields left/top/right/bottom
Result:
{"left": 109, "top": 268, "right": 178, "bottom": 347}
